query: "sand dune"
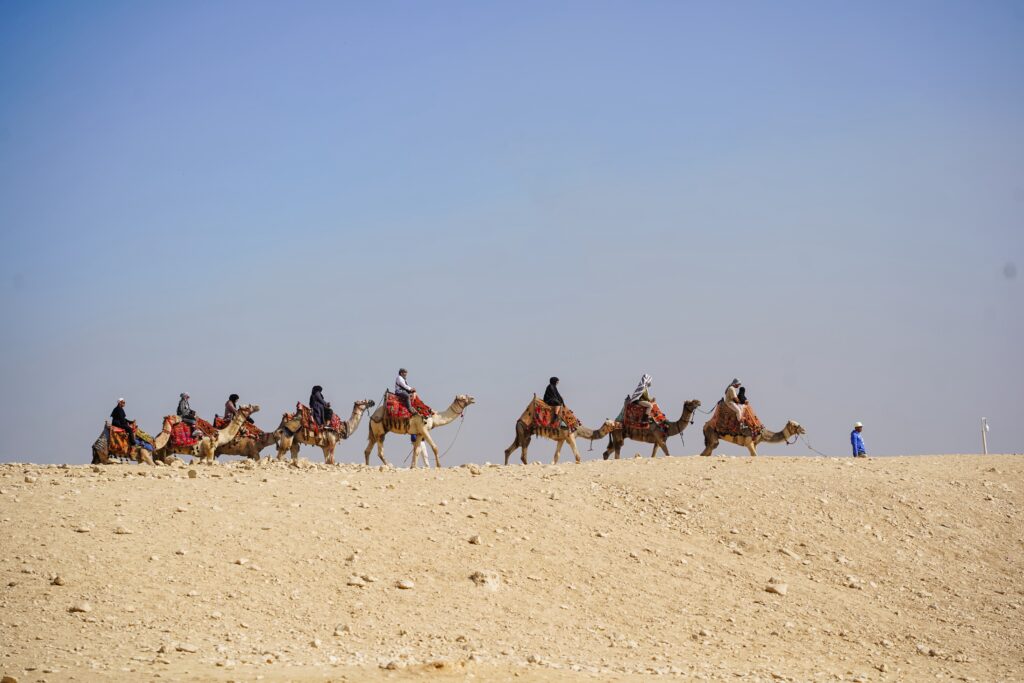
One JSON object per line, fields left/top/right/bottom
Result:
{"left": 1, "top": 454, "right": 1021, "bottom": 682}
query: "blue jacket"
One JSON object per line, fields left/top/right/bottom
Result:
{"left": 851, "top": 429, "right": 867, "bottom": 456}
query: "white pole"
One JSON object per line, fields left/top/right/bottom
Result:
{"left": 981, "top": 417, "right": 988, "bottom": 455}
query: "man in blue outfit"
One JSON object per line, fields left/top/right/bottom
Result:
{"left": 851, "top": 422, "right": 867, "bottom": 458}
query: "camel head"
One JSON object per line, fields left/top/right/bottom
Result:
{"left": 599, "top": 418, "right": 617, "bottom": 435}
{"left": 785, "top": 420, "right": 805, "bottom": 437}
{"left": 354, "top": 399, "right": 376, "bottom": 411}
{"left": 454, "top": 394, "right": 476, "bottom": 410}
{"left": 684, "top": 399, "right": 702, "bottom": 412}
{"left": 239, "top": 404, "right": 260, "bottom": 418}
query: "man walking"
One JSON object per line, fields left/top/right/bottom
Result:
{"left": 851, "top": 422, "right": 867, "bottom": 458}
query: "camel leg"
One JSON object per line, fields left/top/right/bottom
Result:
{"left": 504, "top": 434, "right": 520, "bottom": 466}
{"left": 363, "top": 438, "right": 375, "bottom": 466}
{"left": 520, "top": 434, "right": 531, "bottom": 465}
{"left": 747, "top": 442, "right": 758, "bottom": 457}
{"left": 420, "top": 430, "right": 440, "bottom": 468}
{"left": 567, "top": 434, "right": 582, "bottom": 464}
{"left": 700, "top": 428, "right": 718, "bottom": 457}
{"left": 552, "top": 439, "right": 563, "bottom": 465}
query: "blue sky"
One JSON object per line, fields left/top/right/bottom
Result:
{"left": 1, "top": 1, "right": 1021, "bottom": 463}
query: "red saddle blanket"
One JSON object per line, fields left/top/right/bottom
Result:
{"left": 169, "top": 421, "right": 198, "bottom": 447}
{"left": 213, "top": 416, "right": 264, "bottom": 440}
{"left": 621, "top": 401, "right": 668, "bottom": 430}
{"left": 194, "top": 417, "right": 216, "bottom": 437}
{"left": 519, "top": 398, "right": 579, "bottom": 430}
{"left": 385, "top": 393, "right": 432, "bottom": 420}
{"left": 707, "top": 402, "right": 764, "bottom": 439}
{"left": 108, "top": 425, "right": 130, "bottom": 455}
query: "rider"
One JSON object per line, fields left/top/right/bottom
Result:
{"left": 543, "top": 376, "right": 570, "bottom": 430}
{"left": 177, "top": 392, "right": 201, "bottom": 437}
{"left": 724, "top": 379, "right": 751, "bottom": 436}
{"left": 395, "top": 368, "right": 417, "bottom": 417}
{"left": 309, "top": 386, "right": 331, "bottom": 427}
{"left": 110, "top": 398, "right": 136, "bottom": 446}
{"left": 224, "top": 394, "right": 255, "bottom": 423}
{"left": 627, "top": 373, "right": 655, "bottom": 424}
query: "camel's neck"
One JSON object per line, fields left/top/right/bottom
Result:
{"left": 577, "top": 423, "right": 614, "bottom": 440}
{"left": 153, "top": 418, "right": 174, "bottom": 450}
{"left": 666, "top": 404, "right": 698, "bottom": 437}
{"left": 762, "top": 425, "right": 793, "bottom": 444}
{"left": 343, "top": 406, "right": 368, "bottom": 436}
{"left": 217, "top": 413, "right": 248, "bottom": 444}
{"left": 430, "top": 401, "right": 467, "bottom": 428}
{"left": 259, "top": 431, "right": 277, "bottom": 448}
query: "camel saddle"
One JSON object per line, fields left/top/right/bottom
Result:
{"left": 213, "top": 415, "right": 264, "bottom": 440}
{"left": 289, "top": 402, "right": 342, "bottom": 434}
{"left": 707, "top": 402, "right": 764, "bottom": 439}
{"left": 618, "top": 401, "right": 669, "bottom": 430}
{"left": 519, "top": 397, "right": 579, "bottom": 431}
{"left": 384, "top": 392, "right": 432, "bottom": 420}
{"left": 107, "top": 425, "right": 130, "bottom": 456}
{"left": 169, "top": 421, "right": 198, "bottom": 447}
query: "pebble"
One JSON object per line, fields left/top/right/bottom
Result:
{"left": 24, "top": 476, "right": 37, "bottom": 484}
{"left": 176, "top": 643, "right": 198, "bottom": 653}
{"left": 68, "top": 602, "right": 92, "bottom": 613}
{"left": 187, "top": 469, "right": 197, "bottom": 479}
{"left": 469, "top": 570, "right": 501, "bottom": 591}
{"left": 468, "top": 535, "right": 482, "bottom": 545}
{"left": 74, "top": 526, "right": 91, "bottom": 533}
{"left": 396, "top": 579, "right": 415, "bottom": 590}
{"left": 114, "top": 526, "right": 132, "bottom": 535}
{"left": 334, "top": 624, "right": 350, "bottom": 636}
{"left": 765, "top": 583, "right": 789, "bottom": 596}
{"left": 347, "top": 576, "right": 366, "bottom": 587}
{"left": 234, "top": 558, "right": 249, "bottom": 565}
{"left": 468, "top": 464, "right": 482, "bottom": 475}
{"left": 51, "top": 575, "right": 66, "bottom": 586}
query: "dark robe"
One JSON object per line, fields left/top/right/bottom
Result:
{"left": 111, "top": 405, "right": 131, "bottom": 431}
{"left": 310, "top": 390, "right": 328, "bottom": 426}
{"left": 543, "top": 383, "right": 564, "bottom": 407}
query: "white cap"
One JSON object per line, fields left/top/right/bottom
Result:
{"left": 854, "top": 421, "right": 863, "bottom": 428}
{"left": 118, "top": 397, "right": 125, "bottom": 402}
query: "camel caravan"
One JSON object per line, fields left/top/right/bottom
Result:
{"left": 93, "top": 372, "right": 804, "bottom": 468}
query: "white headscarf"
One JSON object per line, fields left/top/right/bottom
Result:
{"left": 628, "top": 374, "right": 653, "bottom": 403}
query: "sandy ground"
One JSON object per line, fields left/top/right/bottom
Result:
{"left": 1, "top": 453, "right": 1022, "bottom": 683}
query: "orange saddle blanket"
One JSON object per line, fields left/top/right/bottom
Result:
{"left": 385, "top": 392, "right": 432, "bottom": 420}
{"left": 707, "top": 402, "right": 764, "bottom": 439}
{"left": 108, "top": 425, "right": 130, "bottom": 455}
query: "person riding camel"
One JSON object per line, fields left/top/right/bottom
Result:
{"left": 724, "top": 379, "right": 752, "bottom": 436}
{"left": 627, "top": 373, "right": 657, "bottom": 425}
{"left": 224, "top": 393, "right": 255, "bottom": 424}
{"left": 177, "top": 392, "right": 202, "bottom": 437}
{"left": 543, "top": 376, "right": 572, "bottom": 430}
{"left": 110, "top": 398, "right": 136, "bottom": 446}
{"left": 309, "top": 385, "right": 331, "bottom": 428}
{"left": 395, "top": 368, "right": 418, "bottom": 417}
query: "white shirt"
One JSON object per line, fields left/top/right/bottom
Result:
{"left": 395, "top": 375, "right": 413, "bottom": 393}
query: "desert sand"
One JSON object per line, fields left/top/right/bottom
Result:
{"left": 1, "top": 454, "right": 1021, "bottom": 682}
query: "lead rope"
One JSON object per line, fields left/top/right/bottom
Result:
{"left": 798, "top": 432, "right": 830, "bottom": 456}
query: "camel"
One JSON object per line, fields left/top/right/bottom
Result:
{"left": 274, "top": 399, "right": 375, "bottom": 464}
{"left": 364, "top": 394, "right": 475, "bottom": 468}
{"left": 215, "top": 429, "right": 277, "bottom": 461}
{"left": 91, "top": 423, "right": 154, "bottom": 466}
{"left": 603, "top": 399, "right": 702, "bottom": 460}
{"left": 153, "top": 404, "right": 260, "bottom": 464}
{"left": 700, "top": 419, "right": 805, "bottom": 457}
{"left": 504, "top": 418, "right": 619, "bottom": 465}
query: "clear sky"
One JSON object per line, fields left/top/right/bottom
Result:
{"left": 1, "top": 1, "right": 1021, "bottom": 464}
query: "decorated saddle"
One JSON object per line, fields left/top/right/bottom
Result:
{"left": 519, "top": 397, "right": 580, "bottom": 431}
{"left": 169, "top": 421, "right": 198, "bottom": 447}
{"left": 213, "top": 415, "right": 264, "bottom": 440}
{"left": 617, "top": 401, "right": 669, "bottom": 430}
{"left": 107, "top": 425, "right": 131, "bottom": 455}
{"left": 288, "top": 402, "right": 343, "bottom": 434}
{"left": 707, "top": 401, "right": 764, "bottom": 439}
{"left": 384, "top": 392, "right": 432, "bottom": 420}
